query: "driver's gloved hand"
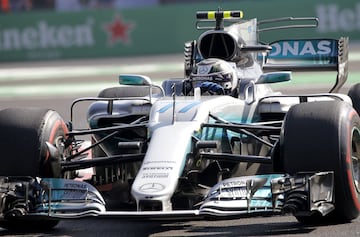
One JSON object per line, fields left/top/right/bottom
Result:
{"left": 200, "top": 81, "right": 225, "bottom": 95}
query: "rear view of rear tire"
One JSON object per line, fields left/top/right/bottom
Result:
{"left": 281, "top": 101, "right": 360, "bottom": 223}
{"left": 0, "top": 107, "right": 68, "bottom": 230}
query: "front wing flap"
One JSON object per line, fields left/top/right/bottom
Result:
{"left": 199, "top": 172, "right": 334, "bottom": 217}
{"left": 0, "top": 177, "right": 105, "bottom": 220}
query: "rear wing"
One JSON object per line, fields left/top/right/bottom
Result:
{"left": 186, "top": 11, "right": 349, "bottom": 93}
{"left": 263, "top": 37, "right": 349, "bottom": 93}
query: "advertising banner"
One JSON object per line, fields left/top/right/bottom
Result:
{"left": 0, "top": 0, "right": 358, "bottom": 62}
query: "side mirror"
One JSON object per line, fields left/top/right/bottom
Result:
{"left": 256, "top": 71, "right": 291, "bottom": 84}
{"left": 119, "top": 74, "right": 152, "bottom": 85}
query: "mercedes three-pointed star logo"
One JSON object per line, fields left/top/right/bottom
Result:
{"left": 139, "top": 183, "right": 165, "bottom": 193}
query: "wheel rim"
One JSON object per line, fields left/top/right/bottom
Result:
{"left": 352, "top": 127, "right": 360, "bottom": 193}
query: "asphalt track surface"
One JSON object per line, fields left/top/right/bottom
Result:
{"left": 0, "top": 51, "right": 359, "bottom": 236}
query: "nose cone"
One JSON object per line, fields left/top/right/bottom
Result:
{"left": 131, "top": 123, "right": 195, "bottom": 210}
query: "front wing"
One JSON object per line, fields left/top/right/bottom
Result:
{"left": 0, "top": 172, "right": 334, "bottom": 221}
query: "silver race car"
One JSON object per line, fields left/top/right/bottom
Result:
{"left": 0, "top": 10, "right": 359, "bottom": 230}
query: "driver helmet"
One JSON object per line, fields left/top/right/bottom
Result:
{"left": 190, "top": 58, "right": 238, "bottom": 96}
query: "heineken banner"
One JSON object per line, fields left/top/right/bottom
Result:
{"left": 0, "top": 0, "right": 358, "bottom": 62}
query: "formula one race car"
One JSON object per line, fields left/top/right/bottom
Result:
{"left": 0, "top": 10, "right": 359, "bottom": 230}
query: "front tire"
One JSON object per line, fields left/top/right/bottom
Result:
{"left": 0, "top": 108, "right": 68, "bottom": 177}
{"left": 280, "top": 101, "right": 360, "bottom": 223}
{"left": 0, "top": 107, "right": 68, "bottom": 230}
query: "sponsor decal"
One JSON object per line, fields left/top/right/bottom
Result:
{"left": 269, "top": 39, "right": 336, "bottom": 58}
{"left": 218, "top": 180, "right": 249, "bottom": 198}
{"left": 222, "top": 180, "right": 248, "bottom": 188}
{"left": 143, "top": 166, "right": 173, "bottom": 171}
{"left": 221, "top": 187, "right": 248, "bottom": 198}
{"left": 103, "top": 15, "right": 134, "bottom": 46}
{"left": 140, "top": 183, "right": 165, "bottom": 193}
{"left": 64, "top": 182, "right": 88, "bottom": 189}
{"left": 141, "top": 166, "right": 173, "bottom": 179}
{"left": 43, "top": 180, "right": 89, "bottom": 200}
{"left": 141, "top": 173, "right": 169, "bottom": 179}
{"left": 198, "top": 65, "right": 212, "bottom": 74}
{"left": 143, "top": 160, "right": 176, "bottom": 165}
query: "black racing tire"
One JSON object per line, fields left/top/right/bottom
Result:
{"left": 0, "top": 108, "right": 68, "bottom": 178}
{"left": 348, "top": 83, "right": 360, "bottom": 115}
{"left": 280, "top": 101, "right": 360, "bottom": 223}
{"left": 0, "top": 108, "right": 68, "bottom": 230}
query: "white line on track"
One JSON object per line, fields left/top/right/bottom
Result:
{"left": 0, "top": 82, "right": 118, "bottom": 97}
{"left": 0, "top": 63, "right": 183, "bottom": 81}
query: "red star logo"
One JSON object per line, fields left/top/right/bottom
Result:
{"left": 104, "top": 15, "right": 134, "bottom": 46}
